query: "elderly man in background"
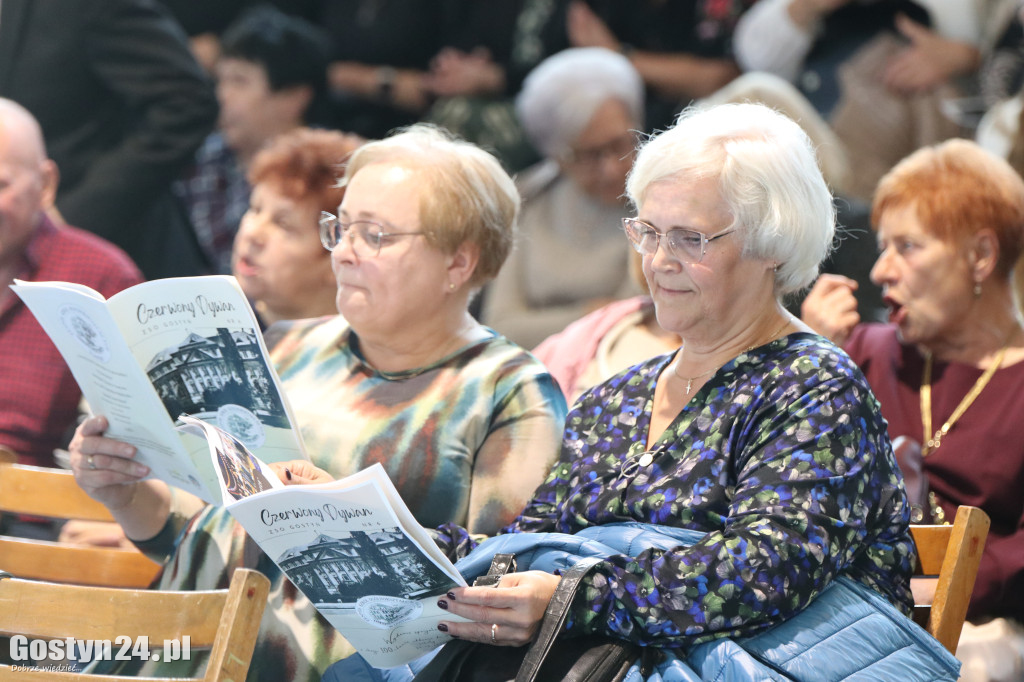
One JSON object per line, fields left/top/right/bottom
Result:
{"left": 0, "top": 99, "right": 142, "bottom": 500}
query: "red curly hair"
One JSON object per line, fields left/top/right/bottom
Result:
{"left": 248, "top": 127, "right": 363, "bottom": 214}
{"left": 872, "top": 139, "right": 1024, "bottom": 278}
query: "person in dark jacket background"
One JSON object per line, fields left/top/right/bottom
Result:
{"left": 0, "top": 0, "right": 218, "bottom": 279}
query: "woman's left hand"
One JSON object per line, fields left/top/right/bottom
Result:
{"left": 437, "top": 571, "right": 561, "bottom": 646}
{"left": 800, "top": 274, "right": 859, "bottom": 345}
{"left": 425, "top": 47, "right": 504, "bottom": 97}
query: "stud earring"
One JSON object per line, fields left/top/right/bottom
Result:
{"left": 449, "top": 283, "right": 456, "bottom": 291}
{"left": 974, "top": 282, "right": 982, "bottom": 297}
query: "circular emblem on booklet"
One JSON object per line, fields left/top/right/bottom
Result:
{"left": 59, "top": 305, "right": 110, "bottom": 362}
{"left": 355, "top": 595, "right": 423, "bottom": 629}
{"left": 216, "top": 404, "right": 265, "bottom": 449}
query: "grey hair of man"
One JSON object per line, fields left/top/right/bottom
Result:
{"left": 341, "top": 123, "right": 519, "bottom": 287}
{"left": 515, "top": 47, "right": 644, "bottom": 161}
{"left": 626, "top": 102, "right": 835, "bottom": 296}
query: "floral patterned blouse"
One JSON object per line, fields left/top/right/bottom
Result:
{"left": 437, "top": 332, "right": 915, "bottom": 649}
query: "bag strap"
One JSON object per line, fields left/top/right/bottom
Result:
{"left": 515, "top": 556, "right": 602, "bottom": 682}
{"left": 473, "top": 552, "right": 518, "bottom": 588}
{"left": 413, "top": 554, "right": 522, "bottom": 682}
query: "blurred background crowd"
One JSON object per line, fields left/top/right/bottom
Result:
{"left": 3, "top": 1, "right": 1024, "bottom": 679}
{"left": 4, "top": 0, "right": 1024, "bottom": 292}
{"left": 6, "top": 0, "right": 1024, "bottom": 333}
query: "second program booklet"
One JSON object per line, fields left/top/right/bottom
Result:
{"left": 11, "top": 275, "right": 308, "bottom": 503}
{"left": 180, "top": 416, "right": 469, "bottom": 669}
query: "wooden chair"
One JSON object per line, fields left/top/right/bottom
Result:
{"left": 0, "top": 567, "right": 270, "bottom": 681}
{"left": 910, "top": 505, "right": 990, "bottom": 654}
{"left": 0, "top": 463, "right": 161, "bottom": 587}
{"left": 0, "top": 462, "right": 115, "bottom": 522}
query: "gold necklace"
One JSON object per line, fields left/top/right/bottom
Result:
{"left": 919, "top": 342, "right": 1009, "bottom": 455}
{"left": 674, "top": 317, "right": 792, "bottom": 396}
{"left": 673, "top": 363, "right": 718, "bottom": 396}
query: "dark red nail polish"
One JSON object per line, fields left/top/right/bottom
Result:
{"left": 437, "top": 599, "right": 448, "bottom": 610}
{"left": 284, "top": 468, "right": 292, "bottom": 481}
{"left": 447, "top": 591, "right": 456, "bottom": 600}
{"left": 437, "top": 623, "right": 448, "bottom": 632}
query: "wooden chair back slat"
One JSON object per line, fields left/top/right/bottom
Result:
{"left": 0, "top": 568, "right": 270, "bottom": 681}
{"left": 909, "top": 505, "right": 990, "bottom": 654}
{"left": 0, "top": 537, "right": 159, "bottom": 588}
{"left": 0, "top": 462, "right": 115, "bottom": 522}
{"left": 0, "top": 463, "right": 161, "bottom": 587}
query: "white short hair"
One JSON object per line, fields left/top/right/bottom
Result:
{"left": 626, "top": 103, "right": 835, "bottom": 296}
{"left": 515, "top": 47, "right": 644, "bottom": 160}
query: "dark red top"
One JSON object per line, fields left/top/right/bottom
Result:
{"left": 846, "top": 323, "right": 1024, "bottom": 621}
{"left": 0, "top": 215, "right": 142, "bottom": 467}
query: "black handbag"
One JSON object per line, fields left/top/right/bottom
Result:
{"left": 413, "top": 554, "right": 644, "bottom": 682}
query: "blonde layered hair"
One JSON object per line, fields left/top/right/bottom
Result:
{"left": 342, "top": 124, "right": 519, "bottom": 286}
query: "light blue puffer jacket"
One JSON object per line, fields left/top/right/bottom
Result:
{"left": 327, "top": 522, "right": 961, "bottom": 682}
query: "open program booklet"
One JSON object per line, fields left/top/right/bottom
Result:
{"left": 11, "top": 275, "right": 308, "bottom": 503}
{"left": 179, "top": 415, "right": 468, "bottom": 668}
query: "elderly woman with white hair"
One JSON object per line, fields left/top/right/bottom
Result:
{"left": 481, "top": 47, "right": 645, "bottom": 349}
{"left": 417, "top": 102, "right": 931, "bottom": 678}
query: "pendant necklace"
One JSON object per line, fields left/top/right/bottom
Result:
{"left": 919, "top": 340, "right": 1010, "bottom": 455}
{"left": 620, "top": 317, "right": 794, "bottom": 478}
{"left": 674, "top": 363, "right": 717, "bottom": 397}
{"left": 673, "top": 317, "right": 792, "bottom": 396}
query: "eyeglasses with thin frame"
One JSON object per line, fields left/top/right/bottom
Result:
{"left": 622, "top": 217, "right": 735, "bottom": 264}
{"left": 319, "top": 211, "right": 424, "bottom": 258}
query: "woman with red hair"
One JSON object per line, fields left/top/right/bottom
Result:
{"left": 803, "top": 138, "right": 1024, "bottom": 678}
{"left": 232, "top": 127, "right": 363, "bottom": 327}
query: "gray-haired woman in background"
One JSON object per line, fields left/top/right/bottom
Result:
{"left": 482, "top": 47, "right": 645, "bottom": 349}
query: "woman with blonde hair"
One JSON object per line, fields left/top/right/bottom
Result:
{"left": 67, "top": 125, "right": 567, "bottom": 681}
